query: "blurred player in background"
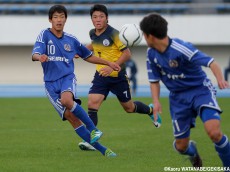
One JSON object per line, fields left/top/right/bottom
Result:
{"left": 224, "top": 57, "right": 230, "bottom": 82}
{"left": 32, "top": 5, "right": 120, "bottom": 157}
{"left": 126, "top": 59, "right": 138, "bottom": 95}
{"left": 78, "top": 4, "right": 161, "bottom": 151}
{"left": 140, "top": 13, "right": 230, "bottom": 168}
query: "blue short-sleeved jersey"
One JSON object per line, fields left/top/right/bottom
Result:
{"left": 32, "top": 28, "right": 92, "bottom": 82}
{"left": 146, "top": 38, "right": 214, "bottom": 92}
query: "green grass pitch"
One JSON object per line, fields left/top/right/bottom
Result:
{"left": 0, "top": 97, "right": 229, "bottom": 172}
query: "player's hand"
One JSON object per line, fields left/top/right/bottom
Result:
{"left": 108, "top": 62, "right": 121, "bottom": 72}
{"left": 74, "top": 54, "right": 80, "bottom": 59}
{"left": 39, "top": 54, "right": 48, "bottom": 63}
{"left": 99, "top": 66, "right": 113, "bottom": 77}
{"left": 218, "top": 79, "right": 230, "bottom": 89}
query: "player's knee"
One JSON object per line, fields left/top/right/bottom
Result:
{"left": 60, "top": 98, "right": 72, "bottom": 109}
{"left": 173, "top": 139, "right": 189, "bottom": 153}
{"left": 122, "top": 102, "right": 135, "bottom": 113}
{"left": 207, "top": 129, "right": 222, "bottom": 143}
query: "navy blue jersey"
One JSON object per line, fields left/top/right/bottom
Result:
{"left": 32, "top": 28, "right": 92, "bottom": 82}
{"left": 146, "top": 38, "right": 214, "bottom": 92}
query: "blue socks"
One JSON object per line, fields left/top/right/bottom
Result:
{"left": 173, "top": 140, "right": 197, "bottom": 156}
{"left": 75, "top": 125, "right": 107, "bottom": 155}
{"left": 70, "top": 102, "right": 95, "bottom": 132}
{"left": 215, "top": 135, "right": 230, "bottom": 167}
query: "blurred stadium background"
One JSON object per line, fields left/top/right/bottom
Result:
{"left": 0, "top": 0, "right": 230, "bottom": 97}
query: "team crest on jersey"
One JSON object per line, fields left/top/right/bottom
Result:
{"left": 169, "top": 60, "right": 178, "bottom": 68}
{"left": 103, "top": 39, "right": 110, "bottom": 46}
{"left": 64, "top": 44, "right": 71, "bottom": 51}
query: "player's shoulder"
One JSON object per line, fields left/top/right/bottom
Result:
{"left": 107, "top": 25, "right": 119, "bottom": 36}
{"left": 171, "top": 38, "right": 195, "bottom": 50}
{"left": 170, "top": 38, "right": 198, "bottom": 56}
{"left": 36, "top": 28, "right": 50, "bottom": 42}
{"left": 64, "top": 32, "right": 78, "bottom": 41}
{"left": 37, "top": 28, "right": 48, "bottom": 36}
{"left": 147, "top": 47, "right": 156, "bottom": 55}
{"left": 89, "top": 28, "right": 95, "bottom": 37}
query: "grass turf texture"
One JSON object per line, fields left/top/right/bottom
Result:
{"left": 0, "top": 97, "right": 229, "bottom": 172}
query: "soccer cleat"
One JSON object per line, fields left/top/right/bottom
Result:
{"left": 189, "top": 141, "right": 203, "bottom": 167}
{"left": 104, "top": 149, "right": 117, "bottom": 157}
{"left": 149, "top": 104, "right": 162, "bottom": 128}
{"left": 78, "top": 141, "right": 96, "bottom": 151}
{"left": 90, "top": 129, "right": 103, "bottom": 144}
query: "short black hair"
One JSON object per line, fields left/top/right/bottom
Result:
{"left": 140, "top": 13, "right": 168, "bottom": 39}
{"left": 90, "top": 4, "right": 108, "bottom": 17}
{"left": 48, "top": 5, "right": 67, "bottom": 20}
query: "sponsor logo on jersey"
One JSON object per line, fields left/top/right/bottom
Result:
{"left": 48, "top": 40, "right": 53, "bottom": 44}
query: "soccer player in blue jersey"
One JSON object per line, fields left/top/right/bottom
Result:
{"left": 32, "top": 5, "right": 120, "bottom": 157}
{"left": 140, "top": 13, "right": 230, "bottom": 168}
{"left": 78, "top": 4, "right": 161, "bottom": 151}
{"left": 126, "top": 59, "right": 138, "bottom": 95}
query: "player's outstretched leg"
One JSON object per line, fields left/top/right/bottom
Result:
{"left": 70, "top": 102, "right": 103, "bottom": 143}
{"left": 173, "top": 140, "right": 202, "bottom": 167}
{"left": 75, "top": 125, "right": 116, "bottom": 157}
{"left": 148, "top": 104, "right": 162, "bottom": 128}
{"left": 130, "top": 101, "right": 162, "bottom": 127}
{"left": 70, "top": 102, "right": 96, "bottom": 132}
{"left": 78, "top": 108, "right": 100, "bottom": 150}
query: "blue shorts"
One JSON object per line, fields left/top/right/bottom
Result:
{"left": 45, "top": 73, "right": 80, "bottom": 120}
{"left": 89, "top": 71, "right": 131, "bottom": 102}
{"left": 169, "top": 79, "right": 222, "bottom": 138}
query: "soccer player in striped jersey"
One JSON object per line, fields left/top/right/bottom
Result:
{"left": 32, "top": 5, "right": 120, "bottom": 157}
{"left": 140, "top": 13, "right": 230, "bottom": 168}
{"left": 78, "top": 4, "right": 161, "bottom": 151}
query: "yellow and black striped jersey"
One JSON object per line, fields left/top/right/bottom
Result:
{"left": 89, "top": 25, "right": 127, "bottom": 77}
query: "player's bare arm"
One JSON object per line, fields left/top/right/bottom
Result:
{"left": 85, "top": 55, "right": 121, "bottom": 72}
{"left": 86, "top": 44, "right": 94, "bottom": 51}
{"left": 115, "top": 48, "right": 131, "bottom": 66}
{"left": 32, "top": 54, "right": 48, "bottom": 63}
{"left": 210, "top": 61, "right": 230, "bottom": 89}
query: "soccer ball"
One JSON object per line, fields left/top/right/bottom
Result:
{"left": 119, "top": 24, "right": 143, "bottom": 47}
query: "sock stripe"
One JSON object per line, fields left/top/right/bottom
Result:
{"left": 88, "top": 108, "right": 98, "bottom": 112}
{"left": 74, "top": 125, "right": 84, "bottom": 131}
{"left": 70, "top": 102, "right": 77, "bottom": 112}
{"left": 215, "top": 135, "right": 229, "bottom": 148}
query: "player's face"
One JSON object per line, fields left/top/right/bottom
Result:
{"left": 143, "top": 33, "right": 155, "bottom": 48}
{"left": 49, "top": 12, "right": 66, "bottom": 32}
{"left": 91, "top": 11, "right": 108, "bottom": 31}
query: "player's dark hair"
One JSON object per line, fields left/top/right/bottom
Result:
{"left": 140, "top": 13, "right": 168, "bottom": 39}
{"left": 48, "top": 5, "right": 68, "bottom": 20}
{"left": 90, "top": 4, "right": 108, "bottom": 17}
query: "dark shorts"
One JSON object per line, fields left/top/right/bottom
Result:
{"left": 89, "top": 71, "right": 131, "bottom": 102}
{"left": 169, "top": 79, "right": 221, "bottom": 138}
